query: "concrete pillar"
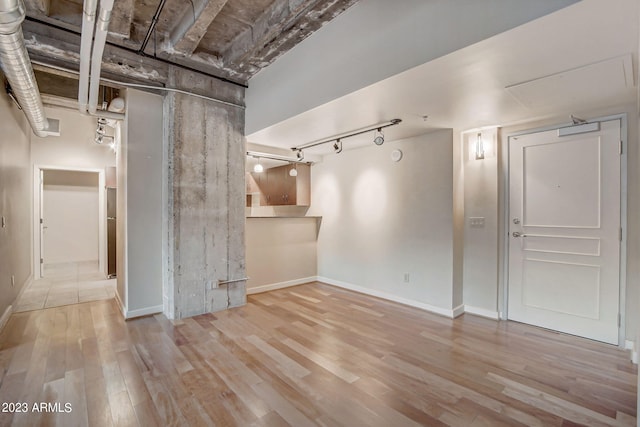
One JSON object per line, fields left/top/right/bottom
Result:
{"left": 166, "top": 67, "right": 246, "bottom": 319}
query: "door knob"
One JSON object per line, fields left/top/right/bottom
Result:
{"left": 512, "top": 232, "right": 523, "bottom": 237}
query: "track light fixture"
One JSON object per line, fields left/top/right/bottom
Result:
{"left": 373, "top": 128, "right": 384, "bottom": 146}
{"left": 289, "top": 164, "right": 298, "bottom": 177}
{"left": 291, "top": 118, "right": 401, "bottom": 156}
{"left": 253, "top": 162, "right": 264, "bottom": 173}
{"left": 296, "top": 149, "right": 304, "bottom": 161}
{"left": 333, "top": 139, "right": 343, "bottom": 153}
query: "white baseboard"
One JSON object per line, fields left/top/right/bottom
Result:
{"left": 318, "top": 276, "right": 458, "bottom": 318}
{"left": 247, "top": 277, "right": 318, "bottom": 295}
{"left": 114, "top": 291, "right": 127, "bottom": 318}
{"left": 452, "top": 304, "right": 465, "bottom": 318}
{"left": 124, "top": 305, "right": 163, "bottom": 320}
{"left": 464, "top": 305, "right": 500, "bottom": 320}
{"left": 624, "top": 340, "right": 638, "bottom": 364}
{"left": 0, "top": 304, "right": 13, "bottom": 333}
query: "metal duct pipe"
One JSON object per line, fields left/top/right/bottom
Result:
{"left": 0, "top": 0, "right": 52, "bottom": 137}
{"left": 78, "top": 0, "right": 97, "bottom": 114}
{"left": 88, "top": 0, "right": 114, "bottom": 115}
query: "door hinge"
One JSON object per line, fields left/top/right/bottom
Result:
{"left": 619, "top": 140, "right": 623, "bottom": 155}
{"left": 40, "top": 218, "right": 43, "bottom": 224}
{"left": 620, "top": 227, "right": 623, "bottom": 241}
{"left": 618, "top": 313, "right": 621, "bottom": 327}
{"left": 40, "top": 258, "right": 43, "bottom": 264}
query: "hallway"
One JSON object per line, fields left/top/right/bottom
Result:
{"left": 14, "top": 262, "right": 115, "bottom": 312}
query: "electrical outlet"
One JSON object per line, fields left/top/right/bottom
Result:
{"left": 206, "top": 280, "right": 218, "bottom": 290}
{"left": 11, "top": 275, "right": 15, "bottom": 287}
{"left": 403, "top": 273, "right": 410, "bottom": 283}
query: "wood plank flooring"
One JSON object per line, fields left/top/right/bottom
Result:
{"left": 0, "top": 282, "right": 636, "bottom": 426}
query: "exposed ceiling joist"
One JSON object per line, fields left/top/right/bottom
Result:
{"left": 110, "top": 0, "right": 135, "bottom": 39}
{"left": 169, "top": 0, "right": 229, "bottom": 55}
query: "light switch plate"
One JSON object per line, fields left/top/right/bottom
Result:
{"left": 469, "top": 217, "right": 485, "bottom": 228}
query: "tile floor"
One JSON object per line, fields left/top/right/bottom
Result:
{"left": 14, "top": 261, "right": 116, "bottom": 312}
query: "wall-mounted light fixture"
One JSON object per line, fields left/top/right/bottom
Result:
{"left": 291, "top": 118, "right": 402, "bottom": 156}
{"left": 475, "top": 132, "right": 485, "bottom": 160}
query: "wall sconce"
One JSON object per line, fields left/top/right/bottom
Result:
{"left": 475, "top": 132, "right": 485, "bottom": 160}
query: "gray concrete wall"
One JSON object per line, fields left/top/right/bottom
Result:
{"left": 0, "top": 75, "right": 31, "bottom": 319}
{"left": 167, "top": 68, "right": 246, "bottom": 319}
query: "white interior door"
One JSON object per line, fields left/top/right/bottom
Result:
{"left": 508, "top": 119, "right": 621, "bottom": 344}
{"left": 39, "top": 169, "right": 44, "bottom": 278}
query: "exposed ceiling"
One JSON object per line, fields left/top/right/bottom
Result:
{"left": 23, "top": 0, "right": 360, "bottom": 84}
{"left": 246, "top": 0, "right": 639, "bottom": 155}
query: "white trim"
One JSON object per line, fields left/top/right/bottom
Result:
{"left": 318, "top": 277, "right": 457, "bottom": 318}
{"left": 114, "top": 290, "right": 126, "bottom": 318}
{"left": 464, "top": 305, "right": 500, "bottom": 320}
{"left": 452, "top": 304, "right": 465, "bottom": 318}
{"left": 247, "top": 277, "right": 318, "bottom": 295}
{"left": 624, "top": 340, "right": 637, "bottom": 364}
{"left": 33, "top": 165, "right": 107, "bottom": 280}
{"left": 124, "top": 304, "right": 163, "bottom": 320}
{"left": 0, "top": 305, "right": 13, "bottom": 333}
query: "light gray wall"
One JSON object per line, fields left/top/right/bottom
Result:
{"left": 462, "top": 129, "right": 499, "bottom": 313}
{"left": 246, "top": 0, "right": 578, "bottom": 134}
{"left": 0, "top": 77, "right": 31, "bottom": 317}
{"left": 123, "top": 90, "right": 164, "bottom": 314}
{"left": 308, "top": 130, "right": 454, "bottom": 310}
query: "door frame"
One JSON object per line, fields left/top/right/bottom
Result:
{"left": 499, "top": 113, "right": 628, "bottom": 346}
{"left": 33, "top": 165, "right": 106, "bottom": 279}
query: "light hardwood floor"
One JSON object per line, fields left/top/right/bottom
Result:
{"left": 0, "top": 282, "right": 636, "bottom": 426}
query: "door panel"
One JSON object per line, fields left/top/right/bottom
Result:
{"left": 508, "top": 119, "right": 620, "bottom": 344}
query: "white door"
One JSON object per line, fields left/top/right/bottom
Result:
{"left": 39, "top": 169, "right": 45, "bottom": 278}
{"left": 508, "top": 119, "right": 621, "bottom": 344}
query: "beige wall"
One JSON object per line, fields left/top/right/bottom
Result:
{"left": 308, "top": 130, "right": 455, "bottom": 312}
{"left": 0, "top": 76, "right": 32, "bottom": 320}
{"left": 246, "top": 217, "right": 318, "bottom": 292}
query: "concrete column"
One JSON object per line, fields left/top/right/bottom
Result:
{"left": 166, "top": 67, "right": 246, "bottom": 319}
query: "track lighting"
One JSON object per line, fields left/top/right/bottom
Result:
{"left": 333, "top": 139, "right": 343, "bottom": 153}
{"left": 291, "top": 118, "right": 401, "bottom": 153}
{"left": 296, "top": 149, "right": 304, "bottom": 161}
{"left": 373, "top": 128, "right": 384, "bottom": 146}
{"left": 253, "top": 162, "right": 264, "bottom": 173}
{"left": 289, "top": 165, "right": 298, "bottom": 177}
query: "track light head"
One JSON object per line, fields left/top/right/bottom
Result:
{"left": 333, "top": 139, "right": 343, "bottom": 154}
{"left": 296, "top": 149, "right": 304, "bottom": 160}
{"left": 373, "top": 128, "right": 384, "bottom": 146}
{"left": 289, "top": 165, "right": 298, "bottom": 177}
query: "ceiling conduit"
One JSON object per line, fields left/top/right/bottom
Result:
{"left": 77, "top": 0, "right": 97, "bottom": 114}
{"left": 0, "top": 0, "right": 58, "bottom": 137}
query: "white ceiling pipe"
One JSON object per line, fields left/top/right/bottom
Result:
{"left": 78, "top": 0, "right": 97, "bottom": 114}
{"left": 0, "top": 0, "right": 53, "bottom": 137}
{"left": 88, "top": 0, "right": 113, "bottom": 115}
